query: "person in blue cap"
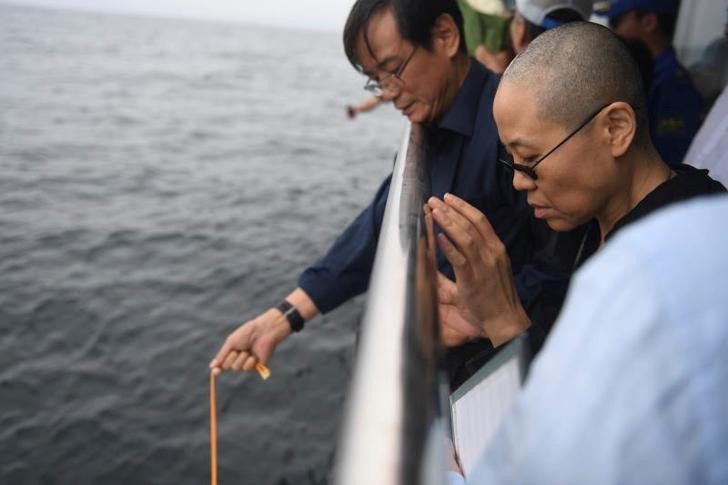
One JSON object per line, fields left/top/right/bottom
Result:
{"left": 605, "top": 0, "right": 704, "bottom": 166}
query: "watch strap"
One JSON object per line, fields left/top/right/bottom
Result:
{"left": 276, "top": 300, "right": 305, "bottom": 332}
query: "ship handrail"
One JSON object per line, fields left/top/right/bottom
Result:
{"left": 334, "top": 122, "right": 449, "bottom": 485}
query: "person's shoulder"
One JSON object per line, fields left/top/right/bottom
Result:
{"left": 673, "top": 164, "right": 727, "bottom": 194}
{"left": 607, "top": 195, "right": 728, "bottom": 273}
{"left": 464, "top": 58, "right": 500, "bottom": 91}
{"left": 468, "top": 61, "right": 500, "bottom": 120}
{"left": 577, "top": 196, "right": 728, "bottom": 339}
{"left": 601, "top": 196, "right": 728, "bottom": 343}
{"left": 456, "top": 63, "right": 499, "bottom": 138}
{"left": 657, "top": 61, "right": 703, "bottom": 97}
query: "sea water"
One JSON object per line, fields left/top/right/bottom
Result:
{"left": 0, "top": 4, "right": 404, "bottom": 483}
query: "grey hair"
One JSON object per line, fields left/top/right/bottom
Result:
{"left": 502, "top": 21, "right": 650, "bottom": 145}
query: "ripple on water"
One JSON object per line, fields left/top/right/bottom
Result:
{"left": 1, "top": 3, "right": 403, "bottom": 484}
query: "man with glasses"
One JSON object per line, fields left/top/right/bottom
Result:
{"left": 427, "top": 22, "right": 724, "bottom": 357}
{"left": 210, "top": 0, "right": 586, "bottom": 387}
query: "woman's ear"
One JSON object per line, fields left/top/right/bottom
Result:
{"left": 604, "top": 102, "right": 638, "bottom": 158}
{"left": 432, "top": 13, "right": 461, "bottom": 58}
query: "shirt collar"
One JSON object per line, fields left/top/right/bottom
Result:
{"left": 433, "top": 59, "right": 490, "bottom": 137}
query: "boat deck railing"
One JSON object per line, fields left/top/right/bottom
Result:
{"left": 334, "top": 123, "right": 450, "bottom": 485}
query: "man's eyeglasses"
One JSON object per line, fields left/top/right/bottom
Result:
{"left": 499, "top": 103, "right": 613, "bottom": 181}
{"left": 363, "top": 46, "right": 418, "bottom": 97}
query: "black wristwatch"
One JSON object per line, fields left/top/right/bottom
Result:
{"left": 275, "top": 300, "right": 305, "bottom": 332}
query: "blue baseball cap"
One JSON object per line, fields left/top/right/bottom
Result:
{"left": 516, "top": 0, "right": 594, "bottom": 29}
{"left": 603, "top": 0, "right": 678, "bottom": 19}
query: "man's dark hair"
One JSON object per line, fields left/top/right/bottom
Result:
{"left": 522, "top": 8, "right": 585, "bottom": 41}
{"left": 343, "top": 0, "right": 466, "bottom": 72}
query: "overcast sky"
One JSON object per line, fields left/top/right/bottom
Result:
{"left": 4, "top": 0, "right": 358, "bottom": 31}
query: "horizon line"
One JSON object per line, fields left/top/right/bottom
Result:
{"left": 0, "top": 0, "right": 346, "bottom": 34}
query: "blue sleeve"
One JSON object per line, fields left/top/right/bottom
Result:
{"left": 298, "top": 174, "right": 392, "bottom": 314}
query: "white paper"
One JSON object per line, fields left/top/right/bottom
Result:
{"left": 451, "top": 357, "right": 521, "bottom": 477}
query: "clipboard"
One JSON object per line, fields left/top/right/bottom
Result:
{"left": 449, "top": 334, "right": 531, "bottom": 477}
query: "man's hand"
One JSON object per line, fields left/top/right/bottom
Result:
{"left": 474, "top": 44, "right": 513, "bottom": 74}
{"left": 427, "top": 193, "right": 530, "bottom": 347}
{"left": 209, "top": 308, "right": 292, "bottom": 376}
{"left": 209, "top": 288, "right": 320, "bottom": 376}
{"left": 437, "top": 272, "right": 483, "bottom": 347}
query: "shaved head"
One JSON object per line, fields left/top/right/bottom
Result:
{"left": 502, "top": 22, "right": 649, "bottom": 145}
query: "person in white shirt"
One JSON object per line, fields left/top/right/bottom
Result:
{"left": 449, "top": 194, "right": 728, "bottom": 485}
{"left": 683, "top": 87, "right": 728, "bottom": 186}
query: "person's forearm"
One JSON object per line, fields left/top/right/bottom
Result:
{"left": 487, "top": 307, "right": 531, "bottom": 347}
{"left": 284, "top": 287, "right": 320, "bottom": 321}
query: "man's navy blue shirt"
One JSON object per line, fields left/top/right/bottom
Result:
{"left": 298, "top": 61, "right": 540, "bottom": 314}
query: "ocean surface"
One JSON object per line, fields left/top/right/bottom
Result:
{"left": 0, "top": 4, "right": 405, "bottom": 484}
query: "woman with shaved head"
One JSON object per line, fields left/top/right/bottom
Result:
{"left": 427, "top": 22, "right": 725, "bottom": 349}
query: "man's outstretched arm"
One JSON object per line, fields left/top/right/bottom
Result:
{"left": 210, "top": 174, "right": 392, "bottom": 374}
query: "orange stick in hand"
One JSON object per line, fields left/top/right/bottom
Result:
{"left": 209, "top": 363, "right": 269, "bottom": 484}
{"left": 210, "top": 372, "right": 218, "bottom": 485}
{"left": 255, "top": 362, "right": 271, "bottom": 380}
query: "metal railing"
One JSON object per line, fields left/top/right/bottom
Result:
{"left": 334, "top": 123, "right": 450, "bottom": 485}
